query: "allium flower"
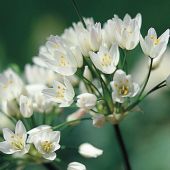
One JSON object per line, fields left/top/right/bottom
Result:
{"left": 25, "top": 64, "right": 57, "bottom": 86}
{"left": 78, "top": 143, "right": 103, "bottom": 158}
{"left": 42, "top": 78, "right": 75, "bottom": 107}
{"left": 19, "top": 95, "right": 33, "bottom": 118}
{"left": 32, "top": 130, "right": 60, "bottom": 160}
{"left": 35, "top": 36, "right": 79, "bottom": 76}
{"left": 0, "top": 69, "right": 24, "bottom": 101}
{"left": 113, "top": 13, "right": 141, "bottom": 50}
{"left": 110, "top": 70, "right": 140, "bottom": 103}
{"left": 0, "top": 120, "right": 30, "bottom": 155}
{"left": 27, "top": 125, "right": 52, "bottom": 143}
{"left": 140, "top": 28, "right": 170, "bottom": 58}
{"left": 89, "top": 44, "right": 119, "bottom": 74}
{"left": 67, "top": 162, "right": 86, "bottom": 170}
{"left": 26, "top": 84, "right": 54, "bottom": 113}
{"left": 76, "top": 93, "right": 97, "bottom": 110}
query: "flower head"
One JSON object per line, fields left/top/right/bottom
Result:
{"left": 110, "top": 70, "right": 140, "bottom": 103}
{"left": 31, "top": 130, "right": 60, "bottom": 160}
{"left": 0, "top": 120, "right": 30, "bottom": 155}
{"left": 76, "top": 93, "right": 97, "bottom": 110}
{"left": 140, "top": 28, "right": 169, "bottom": 58}
{"left": 42, "top": 78, "right": 75, "bottom": 107}
{"left": 90, "top": 44, "right": 119, "bottom": 74}
{"left": 113, "top": 13, "right": 141, "bottom": 50}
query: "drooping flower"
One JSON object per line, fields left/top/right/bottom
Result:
{"left": 67, "top": 162, "right": 86, "bottom": 170}
{"left": 110, "top": 70, "right": 140, "bottom": 103}
{"left": 89, "top": 44, "right": 119, "bottom": 74}
{"left": 66, "top": 109, "right": 86, "bottom": 122}
{"left": 31, "top": 130, "right": 60, "bottom": 160}
{"left": 113, "top": 13, "right": 141, "bottom": 50}
{"left": 0, "top": 120, "right": 30, "bottom": 155}
{"left": 76, "top": 93, "right": 97, "bottom": 110}
{"left": 19, "top": 95, "right": 33, "bottom": 118}
{"left": 42, "top": 78, "right": 75, "bottom": 107}
{"left": 140, "top": 28, "right": 169, "bottom": 58}
{"left": 78, "top": 143, "right": 103, "bottom": 158}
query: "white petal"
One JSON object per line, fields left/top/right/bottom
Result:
{"left": 0, "top": 141, "right": 16, "bottom": 154}
{"left": 15, "top": 120, "right": 26, "bottom": 136}
{"left": 43, "top": 152, "right": 56, "bottom": 160}
{"left": 3, "top": 128, "right": 14, "bottom": 142}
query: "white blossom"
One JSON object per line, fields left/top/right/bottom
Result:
{"left": 26, "top": 84, "right": 54, "bottom": 113}
{"left": 67, "top": 162, "right": 86, "bottom": 170}
{"left": 113, "top": 13, "right": 141, "bottom": 50}
{"left": 76, "top": 93, "right": 97, "bottom": 110}
{"left": 140, "top": 28, "right": 169, "bottom": 58}
{"left": 25, "top": 64, "right": 57, "bottom": 86}
{"left": 78, "top": 143, "right": 103, "bottom": 158}
{"left": 90, "top": 44, "right": 119, "bottom": 74}
{"left": 110, "top": 70, "right": 140, "bottom": 103}
{"left": 0, "top": 69, "right": 24, "bottom": 101}
{"left": 0, "top": 120, "right": 30, "bottom": 155}
{"left": 32, "top": 130, "right": 60, "bottom": 160}
{"left": 42, "top": 78, "right": 75, "bottom": 107}
{"left": 19, "top": 95, "right": 33, "bottom": 118}
{"left": 27, "top": 125, "right": 52, "bottom": 143}
{"left": 83, "top": 66, "right": 92, "bottom": 81}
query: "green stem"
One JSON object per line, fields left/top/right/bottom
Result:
{"left": 53, "top": 117, "right": 91, "bottom": 130}
{"left": 71, "top": 0, "right": 86, "bottom": 28}
{"left": 138, "top": 57, "right": 153, "bottom": 99}
{"left": 124, "top": 81, "right": 166, "bottom": 112}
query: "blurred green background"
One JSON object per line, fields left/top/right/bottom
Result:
{"left": 0, "top": 0, "right": 170, "bottom": 170}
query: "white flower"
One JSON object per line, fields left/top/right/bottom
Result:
{"left": 83, "top": 66, "right": 92, "bottom": 81}
{"left": 89, "top": 23, "right": 102, "bottom": 52}
{"left": 76, "top": 93, "right": 97, "bottom": 110}
{"left": 67, "top": 162, "right": 86, "bottom": 170}
{"left": 78, "top": 143, "right": 103, "bottom": 158}
{"left": 27, "top": 125, "right": 52, "bottom": 143}
{"left": 90, "top": 44, "right": 119, "bottom": 74}
{"left": 113, "top": 13, "right": 141, "bottom": 50}
{"left": 0, "top": 69, "right": 24, "bottom": 101}
{"left": 42, "top": 78, "right": 75, "bottom": 107}
{"left": 140, "top": 28, "right": 169, "bottom": 58}
{"left": 25, "top": 64, "right": 57, "bottom": 86}
{"left": 110, "top": 70, "right": 140, "bottom": 103}
{"left": 32, "top": 130, "right": 60, "bottom": 160}
{"left": 26, "top": 84, "right": 54, "bottom": 113}
{"left": 1, "top": 99, "right": 19, "bottom": 116}
{"left": 0, "top": 120, "right": 30, "bottom": 155}
{"left": 19, "top": 95, "right": 33, "bottom": 118}
{"left": 166, "top": 75, "right": 170, "bottom": 88}
{"left": 36, "top": 36, "right": 78, "bottom": 76}
{"left": 102, "top": 19, "right": 116, "bottom": 46}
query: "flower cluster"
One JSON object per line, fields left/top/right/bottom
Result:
{"left": 0, "top": 12, "right": 170, "bottom": 169}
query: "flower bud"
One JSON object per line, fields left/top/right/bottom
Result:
{"left": 67, "top": 162, "right": 86, "bottom": 170}
{"left": 92, "top": 114, "right": 105, "bottom": 128}
{"left": 76, "top": 93, "right": 97, "bottom": 110}
{"left": 20, "top": 95, "right": 33, "bottom": 118}
{"left": 83, "top": 66, "right": 92, "bottom": 81}
{"left": 78, "top": 143, "right": 103, "bottom": 158}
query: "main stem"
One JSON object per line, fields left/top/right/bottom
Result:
{"left": 113, "top": 125, "right": 131, "bottom": 170}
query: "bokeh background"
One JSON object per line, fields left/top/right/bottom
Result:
{"left": 0, "top": 0, "right": 170, "bottom": 170}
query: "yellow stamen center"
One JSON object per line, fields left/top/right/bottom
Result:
{"left": 101, "top": 54, "right": 112, "bottom": 66}
{"left": 10, "top": 135, "right": 24, "bottom": 150}
{"left": 56, "top": 85, "right": 65, "bottom": 99}
{"left": 150, "top": 35, "right": 160, "bottom": 45}
{"left": 59, "top": 56, "right": 68, "bottom": 67}
{"left": 41, "top": 141, "right": 53, "bottom": 153}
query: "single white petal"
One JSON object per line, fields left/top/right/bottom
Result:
{"left": 67, "top": 162, "right": 86, "bottom": 170}
{"left": 43, "top": 152, "right": 56, "bottom": 160}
